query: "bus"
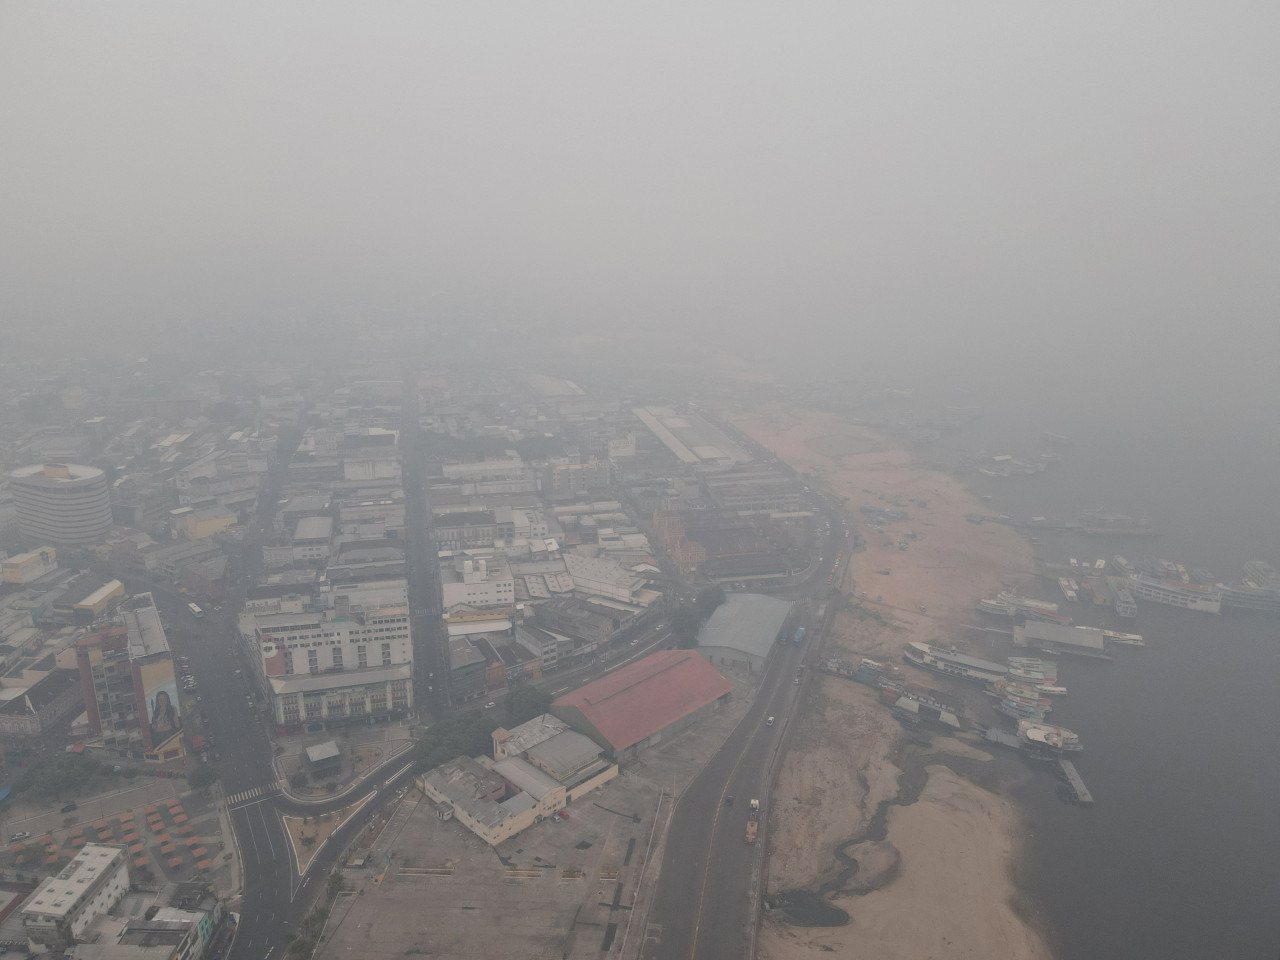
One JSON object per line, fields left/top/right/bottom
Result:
{"left": 187, "top": 602, "right": 204, "bottom": 619}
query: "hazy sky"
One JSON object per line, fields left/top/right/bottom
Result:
{"left": 3, "top": 3, "right": 1278, "bottom": 385}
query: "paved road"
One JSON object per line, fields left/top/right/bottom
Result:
{"left": 207, "top": 400, "right": 845, "bottom": 960}
{"left": 645, "top": 634, "right": 810, "bottom": 960}
{"left": 399, "top": 373, "right": 447, "bottom": 716}
{"left": 642, "top": 414, "right": 852, "bottom": 960}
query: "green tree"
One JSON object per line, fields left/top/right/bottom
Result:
{"left": 14, "top": 754, "right": 101, "bottom": 799}
{"left": 411, "top": 713, "right": 498, "bottom": 770}
{"left": 188, "top": 766, "right": 218, "bottom": 793}
{"left": 290, "top": 771, "right": 310, "bottom": 791}
{"left": 670, "top": 606, "right": 702, "bottom": 649}
{"left": 694, "top": 586, "right": 727, "bottom": 619}
{"left": 327, "top": 870, "right": 346, "bottom": 896}
{"left": 506, "top": 686, "right": 553, "bottom": 726}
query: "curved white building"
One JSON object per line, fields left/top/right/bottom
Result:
{"left": 9, "top": 463, "right": 112, "bottom": 546}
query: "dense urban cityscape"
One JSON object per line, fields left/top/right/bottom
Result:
{"left": 5, "top": 5, "right": 1280, "bottom": 959}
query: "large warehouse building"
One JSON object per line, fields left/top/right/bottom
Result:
{"left": 696, "top": 593, "right": 794, "bottom": 672}
{"left": 552, "top": 649, "right": 733, "bottom": 764}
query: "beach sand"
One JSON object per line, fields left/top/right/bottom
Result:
{"left": 731, "top": 406, "right": 1049, "bottom": 960}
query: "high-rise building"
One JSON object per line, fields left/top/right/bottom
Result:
{"left": 247, "top": 602, "right": 413, "bottom": 729}
{"left": 75, "top": 593, "right": 184, "bottom": 761}
{"left": 9, "top": 463, "right": 111, "bottom": 546}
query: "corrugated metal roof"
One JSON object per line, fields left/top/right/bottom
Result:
{"left": 553, "top": 650, "right": 731, "bottom": 752}
{"left": 696, "top": 593, "right": 792, "bottom": 659}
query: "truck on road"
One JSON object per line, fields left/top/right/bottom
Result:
{"left": 745, "top": 798, "right": 760, "bottom": 844}
{"left": 793, "top": 626, "right": 806, "bottom": 645}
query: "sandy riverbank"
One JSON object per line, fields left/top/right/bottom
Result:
{"left": 731, "top": 406, "right": 1049, "bottom": 960}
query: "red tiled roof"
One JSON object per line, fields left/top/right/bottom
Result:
{"left": 552, "top": 650, "right": 732, "bottom": 752}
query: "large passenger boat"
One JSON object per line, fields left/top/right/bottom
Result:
{"left": 1127, "top": 574, "right": 1221, "bottom": 614}
{"left": 903, "top": 642, "right": 1007, "bottom": 684}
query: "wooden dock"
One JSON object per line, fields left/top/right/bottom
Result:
{"left": 1057, "top": 759, "right": 1094, "bottom": 806}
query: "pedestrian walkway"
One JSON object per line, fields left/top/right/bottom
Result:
{"left": 226, "top": 784, "right": 278, "bottom": 806}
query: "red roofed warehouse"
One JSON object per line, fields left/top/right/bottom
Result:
{"left": 551, "top": 649, "right": 732, "bottom": 764}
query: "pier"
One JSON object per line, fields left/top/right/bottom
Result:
{"left": 982, "top": 727, "right": 1023, "bottom": 750}
{"left": 1057, "top": 759, "right": 1094, "bottom": 807}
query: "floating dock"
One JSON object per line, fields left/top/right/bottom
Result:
{"left": 982, "top": 727, "right": 1023, "bottom": 750}
{"left": 1057, "top": 759, "right": 1094, "bottom": 807}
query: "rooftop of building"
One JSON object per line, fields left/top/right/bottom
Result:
{"left": 23, "top": 844, "right": 125, "bottom": 918}
{"left": 305, "top": 740, "right": 341, "bottom": 763}
{"left": 488, "top": 755, "right": 561, "bottom": 800}
{"left": 448, "top": 636, "right": 487, "bottom": 671}
{"left": 293, "top": 516, "right": 334, "bottom": 543}
{"left": 421, "top": 756, "right": 511, "bottom": 829}
{"left": 123, "top": 596, "right": 169, "bottom": 659}
{"left": 9, "top": 462, "right": 106, "bottom": 486}
{"left": 0, "top": 667, "right": 79, "bottom": 717}
{"left": 434, "top": 510, "right": 497, "bottom": 526}
{"left": 494, "top": 713, "right": 569, "bottom": 756}
{"left": 525, "top": 729, "right": 604, "bottom": 776}
{"left": 552, "top": 649, "right": 732, "bottom": 753}
{"left": 697, "top": 593, "right": 793, "bottom": 659}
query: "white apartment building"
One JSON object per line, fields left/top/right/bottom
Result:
{"left": 439, "top": 555, "right": 515, "bottom": 608}
{"left": 22, "top": 844, "right": 130, "bottom": 952}
{"left": 441, "top": 457, "right": 528, "bottom": 482}
{"left": 249, "top": 603, "right": 413, "bottom": 727}
{"left": 563, "top": 552, "right": 646, "bottom": 602}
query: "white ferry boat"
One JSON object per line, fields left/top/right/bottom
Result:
{"left": 1017, "top": 719, "right": 1083, "bottom": 754}
{"left": 903, "top": 642, "right": 1007, "bottom": 684}
{"left": 1127, "top": 574, "right": 1221, "bottom": 614}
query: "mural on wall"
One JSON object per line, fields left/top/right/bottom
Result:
{"left": 140, "top": 660, "right": 181, "bottom": 750}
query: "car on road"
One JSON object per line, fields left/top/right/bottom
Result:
{"left": 766, "top": 716, "right": 775, "bottom": 726}
{"left": 60, "top": 802, "right": 78, "bottom": 813}
{"left": 213, "top": 752, "right": 221, "bottom": 762}
{"left": 724, "top": 796, "right": 733, "bottom": 806}
{"left": 793, "top": 677, "right": 801, "bottom": 684}
{"left": 485, "top": 701, "right": 496, "bottom": 709}
{"left": 9, "top": 831, "right": 30, "bottom": 843}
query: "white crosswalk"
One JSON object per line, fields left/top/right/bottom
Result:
{"left": 226, "top": 785, "right": 277, "bottom": 805}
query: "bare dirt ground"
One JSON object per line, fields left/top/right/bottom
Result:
{"left": 732, "top": 406, "right": 1050, "bottom": 960}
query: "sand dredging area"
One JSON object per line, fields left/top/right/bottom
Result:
{"left": 731, "top": 407, "right": 1053, "bottom": 960}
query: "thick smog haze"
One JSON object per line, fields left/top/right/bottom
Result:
{"left": 4, "top": 3, "right": 1278, "bottom": 388}
{"left": 4, "top": 8, "right": 1280, "bottom": 960}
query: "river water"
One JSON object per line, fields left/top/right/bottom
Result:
{"left": 926, "top": 390, "right": 1280, "bottom": 959}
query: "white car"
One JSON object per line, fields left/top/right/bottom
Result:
{"left": 766, "top": 716, "right": 775, "bottom": 726}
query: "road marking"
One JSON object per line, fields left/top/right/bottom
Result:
{"left": 227, "top": 785, "right": 278, "bottom": 805}
{"left": 685, "top": 659, "right": 793, "bottom": 960}
{"left": 254, "top": 804, "right": 278, "bottom": 862}
{"left": 383, "top": 762, "right": 414, "bottom": 787}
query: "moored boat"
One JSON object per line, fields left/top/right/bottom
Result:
{"left": 903, "top": 642, "right": 1007, "bottom": 684}
{"left": 1017, "top": 719, "right": 1083, "bottom": 754}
